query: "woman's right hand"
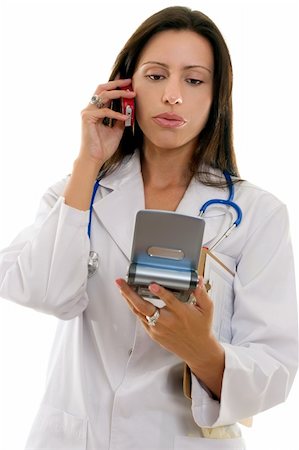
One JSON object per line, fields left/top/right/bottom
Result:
{"left": 79, "top": 78, "right": 136, "bottom": 166}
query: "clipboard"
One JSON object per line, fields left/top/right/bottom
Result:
{"left": 183, "top": 247, "right": 253, "bottom": 430}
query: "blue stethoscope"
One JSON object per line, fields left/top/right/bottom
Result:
{"left": 198, "top": 170, "right": 242, "bottom": 251}
{"left": 87, "top": 170, "right": 242, "bottom": 277}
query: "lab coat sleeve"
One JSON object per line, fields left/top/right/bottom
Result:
{"left": 0, "top": 181, "right": 91, "bottom": 320}
{"left": 190, "top": 204, "right": 298, "bottom": 427}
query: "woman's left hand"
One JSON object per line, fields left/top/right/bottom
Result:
{"left": 115, "top": 277, "right": 225, "bottom": 398}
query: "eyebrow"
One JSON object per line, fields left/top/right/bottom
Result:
{"left": 140, "top": 61, "right": 212, "bottom": 74}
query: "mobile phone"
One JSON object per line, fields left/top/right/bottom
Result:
{"left": 126, "top": 210, "right": 205, "bottom": 306}
{"left": 121, "top": 84, "right": 135, "bottom": 128}
{"left": 103, "top": 83, "right": 135, "bottom": 129}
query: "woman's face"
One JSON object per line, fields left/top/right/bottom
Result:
{"left": 132, "top": 30, "right": 214, "bottom": 153}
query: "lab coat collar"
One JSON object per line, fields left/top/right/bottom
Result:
{"left": 92, "top": 151, "right": 228, "bottom": 259}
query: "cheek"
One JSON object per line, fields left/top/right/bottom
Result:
{"left": 135, "top": 94, "right": 152, "bottom": 128}
{"left": 133, "top": 78, "right": 161, "bottom": 123}
{"left": 193, "top": 92, "right": 213, "bottom": 125}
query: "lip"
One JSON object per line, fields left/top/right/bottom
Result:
{"left": 152, "top": 112, "right": 186, "bottom": 128}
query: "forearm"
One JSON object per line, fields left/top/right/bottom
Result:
{"left": 64, "top": 156, "right": 103, "bottom": 211}
{"left": 187, "top": 336, "right": 225, "bottom": 400}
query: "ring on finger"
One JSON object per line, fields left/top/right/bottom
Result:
{"left": 145, "top": 308, "right": 160, "bottom": 327}
{"left": 90, "top": 94, "right": 105, "bottom": 109}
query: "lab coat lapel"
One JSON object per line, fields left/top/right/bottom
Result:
{"left": 92, "top": 153, "right": 144, "bottom": 260}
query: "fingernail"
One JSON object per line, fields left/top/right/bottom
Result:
{"left": 115, "top": 279, "right": 123, "bottom": 288}
{"left": 149, "top": 283, "right": 159, "bottom": 293}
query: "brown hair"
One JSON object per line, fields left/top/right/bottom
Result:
{"left": 101, "top": 6, "right": 240, "bottom": 186}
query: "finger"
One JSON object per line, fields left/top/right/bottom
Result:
{"left": 94, "top": 78, "right": 132, "bottom": 95}
{"left": 192, "top": 277, "right": 213, "bottom": 312}
{"left": 115, "top": 279, "right": 157, "bottom": 317}
{"left": 81, "top": 107, "right": 129, "bottom": 123}
{"left": 88, "top": 93, "right": 135, "bottom": 114}
{"left": 106, "top": 89, "right": 136, "bottom": 100}
{"left": 148, "top": 283, "right": 181, "bottom": 311}
{"left": 120, "top": 290, "right": 146, "bottom": 320}
{"left": 89, "top": 89, "right": 136, "bottom": 108}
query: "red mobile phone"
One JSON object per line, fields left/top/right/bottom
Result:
{"left": 121, "top": 84, "right": 135, "bottom": 128}
{"left": 103, "top": 83, "right": 135, "bottom": 129}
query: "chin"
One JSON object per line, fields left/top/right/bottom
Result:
{"left": 149, "top": 142, "right": 183, "bottom": 151}
{"left": 140, "top": 123, "right": 199, "bottom": 151}
{"left": 148, "top": 136, "right": 195, "bottom": 152}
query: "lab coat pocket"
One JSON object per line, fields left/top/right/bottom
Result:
{"left": 25, "top": 403, "right": 88, "bottom": 450}
{"left": 174, "top": 435, "right": 246, "bottom": 450}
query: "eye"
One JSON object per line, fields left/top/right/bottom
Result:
{"left": 146, "top": 74, "right": 165, "bottom": 81}
{"left": 186, "top": 78, "right": 203, "bottom": 85}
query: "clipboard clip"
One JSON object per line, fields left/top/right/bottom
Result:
{"left": 205, "top": 280, "right": 212, "bottom": 293}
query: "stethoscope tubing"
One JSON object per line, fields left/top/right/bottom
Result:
{"left": 88, "top": 181, "right": 100, "bottom": 239}
{"left": 223, "top": 169, "right": 234, "bottom": 202}
{"left": 199, "top": 198, "right": 242, "bottom": 227}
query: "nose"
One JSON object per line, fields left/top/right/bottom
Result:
{"left": 162, "top": 79, "right": 183, "bottom": 105}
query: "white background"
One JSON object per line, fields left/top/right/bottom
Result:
{"left": 0, "top": 0, "right": 298, "bottom": 449}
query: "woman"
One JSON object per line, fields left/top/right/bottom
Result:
{"left": 0, "top": 6, "right": 297, "bottom": 450}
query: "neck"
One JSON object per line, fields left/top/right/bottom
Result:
{"left": 141, "top": 143, "right": 194, "bottom": 189}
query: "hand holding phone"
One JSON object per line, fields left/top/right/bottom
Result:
{"left": 103, "top": 83, "right": 135, "bottom": 130}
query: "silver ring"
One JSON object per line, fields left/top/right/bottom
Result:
{"left": 90, "top": 94, "right": 105, "bottom": 109}
{"left": 146, "top": 308, "right": 160, "bottom": 327}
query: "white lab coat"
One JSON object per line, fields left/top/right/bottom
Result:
{"left": 0, "top": 151, "right": 297, "bottom": 450}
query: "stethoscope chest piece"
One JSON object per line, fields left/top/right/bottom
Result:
{"left": 88, "top": 251, "right": 99, "bottom": 278}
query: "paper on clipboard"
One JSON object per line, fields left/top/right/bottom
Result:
{"left": 199, "top": 248, "right": 235, "bottom": 340}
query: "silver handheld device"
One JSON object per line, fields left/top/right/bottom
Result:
{"left": 127, "top": 210, "right": 205, "bottom": 303}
